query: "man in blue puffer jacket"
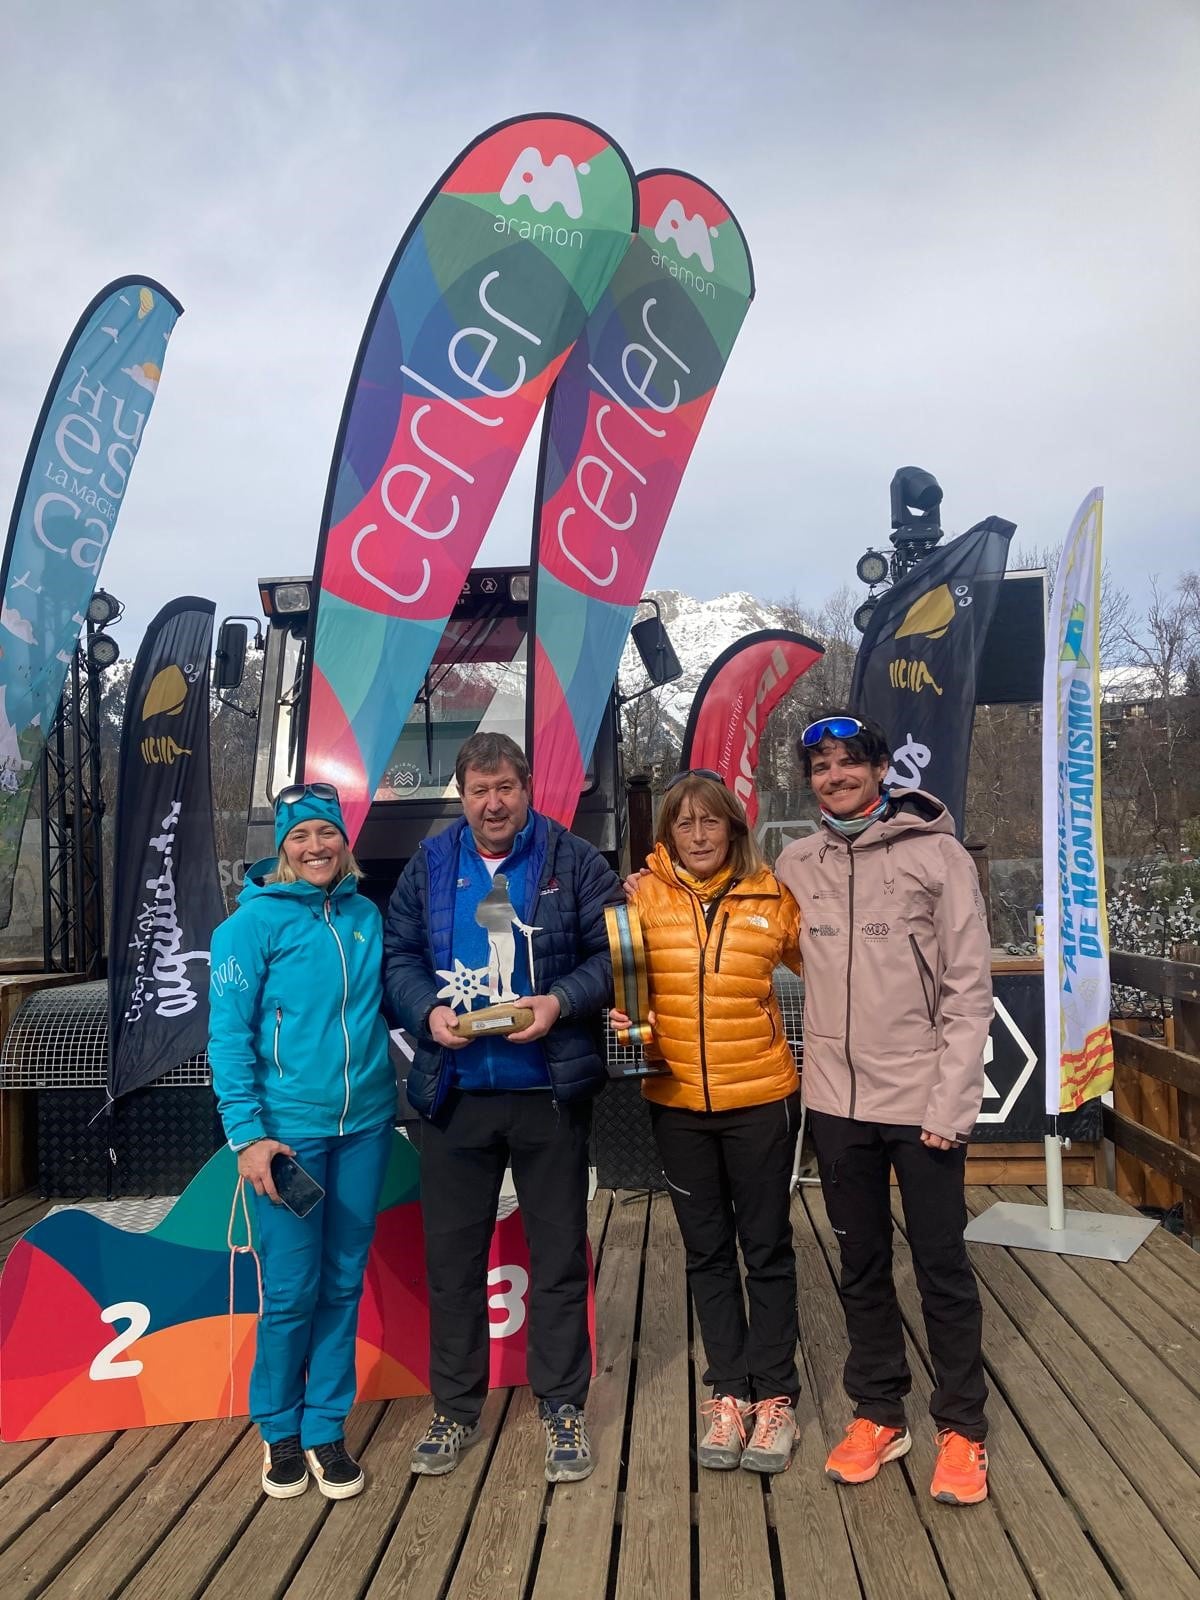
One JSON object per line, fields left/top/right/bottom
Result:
{"left": 384, "top": 732, "right": 621, "bottom": 1484}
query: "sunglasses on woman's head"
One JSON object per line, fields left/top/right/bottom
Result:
{"left": 664, "top": 768, "right": 725, "bottom": 792}
{"left": 276, "top": 781, "right": 340, "bottom": 807}
{"left": 800, "top": 717, "right": 865, "bottom": 749}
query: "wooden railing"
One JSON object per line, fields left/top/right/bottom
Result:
{"left": 1106, "top": 945, "right": 1200, "bottom": 1244}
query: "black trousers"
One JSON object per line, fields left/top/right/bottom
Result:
{"left": 417, "top": 1089, "right": 592, "bottom": 1423}
{"left": 809, "top": 1110, "right": 988, "bottom": 1441}
{"left": 650, "top": 1093, "right": 801, "bottom": 1404}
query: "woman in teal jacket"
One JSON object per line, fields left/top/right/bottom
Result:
{"left": 209, "top": 785, "right": 396, "bottom": 1503}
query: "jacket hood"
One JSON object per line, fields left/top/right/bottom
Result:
{"left": 821, "top": 788, "right": 955, "bottom": 849}
{"left": 237, "top": 858, "right": 361, "bottom": 909}
{"left": 646, "top": 841, "right": 779, "bottom": 896}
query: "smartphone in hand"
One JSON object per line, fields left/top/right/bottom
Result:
{"left": 270, "top": 1154, "right": 325, "bottom": 1218}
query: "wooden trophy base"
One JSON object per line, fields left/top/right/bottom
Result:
{"left": 453, "top": 1003, "right": 534, "bottom": 1038}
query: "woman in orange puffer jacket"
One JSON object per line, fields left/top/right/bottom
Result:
{"left": 611, "top": 772, "right": 804, "bottom": 1476}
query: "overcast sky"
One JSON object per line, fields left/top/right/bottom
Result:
{"left": 1, "top": 0, "right": 1196, "bottom": 648}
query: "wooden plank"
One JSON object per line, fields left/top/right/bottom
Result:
{"left": 762, "top": 1181, "right": 862, "bottom": 1600}
{"left": 1114, "top": 1027, "right": 1200, "bottom": 1100}
{"left": 692, "top": 1326, "right": 774, "bottom": 1600}
{"left": 804, "top": 1189, "right": 1032, "bottom": 1600}
{"left": 1003, "top": 1184, "right": 1200, "bottom": 1399}
{"left": 444, "top": 1385, "right": 545, "bottom": 1600}
{"left": 534, "top": 1194, "right": 648, "bottom": 1600}
{"left": 364, "top": 1388, "right": 508, "bottom": 1600}
{"left": 1110, "top": 950, "right": 1200, "bottom": 1004}
{"left": 1075, "top": 1184, "right": 1200, "bottom": 1293}
{"left": 284, "top": 1401, "right": 430, "bottom": 1600}
{"left": 984, "top": 1184, "right": 1200, "bottom": 1460}
{"left": 0, "top": 1199, "right": 50, "bottom": 1256}
{"left": 39, "top": 1420, "right": 251, "bottom": 1600}
{"left": 791, "top": 1193, "right": 947, "bottom": 1598}
{"left": 0, "top": 1440, "right": 45, "bottom": 1492}
{"left": 1055, "top": 1187, "right": 1200, "bottom": 1337}
{"left": 587, "top": 1185, "right": 614, "bottom": 1264}
{"left": 958, "top": 1188, "right": 1200, "bottom": 1594}
{"left": 0, "top": 1432, "right": 118, "bottom": 1556}
{"left": 768, "top": 1329, "right": 862, "bottom": 1600}
{"left": 878, "top": 1192, "right": 1120, "bottom": 1600}
{"left": 1104, "top": 1107, "right": 1200, "bottom": 1196}
{"left": 1113, "top": 1051, "right": 1147, "bottom": 1204}
{"left": 120, "top": 1425, "right": 266, "bottom": 1599}
{"left": 0, "top": 1191, "right": 43, "bottom": 1228}
{"left": 957, "top": 1156, "right": 1097, "bottom": 1186}
{"left": 0, "top": 1424, "right": 185, "bottom": 1596}
{"left": 203, "top": 1403, "right": 383, "bottom": 1600}
{"left": 614, "top": 1193, "right": 691, "bottom": 1600}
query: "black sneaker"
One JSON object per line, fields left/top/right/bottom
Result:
{"left": 261, "top": 1435, "right": 308, "bottom": 1499}
{"left": 304, "top": 1439, "right": 365, "bottom": 1499}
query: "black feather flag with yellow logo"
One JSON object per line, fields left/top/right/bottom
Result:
{"left": 850, "top": 518, "right": 1015, "bottom": 834}
{"left": 108, "top": 597, "right": 225, "bottom": 1101}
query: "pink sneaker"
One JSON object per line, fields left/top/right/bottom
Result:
{"left": 698, "top": 1394, "right": 751, "bottom": 1470}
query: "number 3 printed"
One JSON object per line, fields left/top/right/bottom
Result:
{"left": 487, "top": 1264, "right": 529, "bottom": 1339}
{"left": 89, "top": 1301, "right": 151, "bottom": 1381}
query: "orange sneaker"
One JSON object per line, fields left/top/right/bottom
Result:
{"left": 931, "top": 1430, "right": 988, "bottom": 1504}
{"left": 824, "top": 1417, "right": 911, "bottom": 1484}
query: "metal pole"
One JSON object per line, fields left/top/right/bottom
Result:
{"left": 70, "top": 649, "right": 86, "bottom": 973}
{"left": 39, "top": 748, "right": 53, "bottom": 971}
{"left": 1044, "top": 1133, "right": 1066, "bottom": 1230}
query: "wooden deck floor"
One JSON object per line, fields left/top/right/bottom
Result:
{"left": 2, "top": 1182, "right": 1200, "bottom": 1600}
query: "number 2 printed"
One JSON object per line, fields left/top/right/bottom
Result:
{"left": 89, "top": 1301, "right": 151, "bottom": 1381}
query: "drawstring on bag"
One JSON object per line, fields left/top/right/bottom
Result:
{"left": 226, "top": 1176, "right": 263, "bottom": 1419}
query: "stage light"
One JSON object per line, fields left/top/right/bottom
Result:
{"left": 86, "top": 589, "right": 123, "bottom": 626}
{"left": 856, "top": 550, "right": 889, "bottom": 586}
{"left": 854, "top": 597, "right": 880, "bottom": 634}
{"left": 87, "top": 633, "right": 120, "bottom": 670}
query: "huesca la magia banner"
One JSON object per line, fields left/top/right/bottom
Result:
{"left": 108, "top": 597, "right": 226, "bottom": 1104}
{"left": 850, "top": 517, "right": 1015, "bottom": 834}
{"left": 0, "top": 277, "right": 182, "bottom": 927}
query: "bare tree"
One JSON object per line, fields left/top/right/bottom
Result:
{"left": 1012, "top": 541, "right": 1133, "bottom": 667}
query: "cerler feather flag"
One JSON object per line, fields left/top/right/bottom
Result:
{"left": 528, "top": 171, "right": 754, "bottom": 826}
{"left": 680, "top": 630, "right": 824, "bottom": 829}
{"left": 107, "top": 598, "right": 225, "bottom": 1103}
{"left": 301, "top": 114, "right": 636, "bottom": 842}
{"left": 0, "top": 277, "right": 182, "bottom": 926}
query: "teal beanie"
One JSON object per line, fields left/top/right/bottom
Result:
{"left": 274, "top": 790, "right": 348, "bottom": 852}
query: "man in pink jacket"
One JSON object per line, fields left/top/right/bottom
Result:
{"left": 776, "top": 711, "right": 993, "bottom": 1506}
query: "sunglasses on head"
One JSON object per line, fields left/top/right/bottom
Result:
{"left": 800, "top": 716, "right": 865, "bottom": 749}
{"left": 664, "top": 768, "right": 725, "bottom": 792}
{"left": 276, "top": 781, "right": 340, "bottom": 807}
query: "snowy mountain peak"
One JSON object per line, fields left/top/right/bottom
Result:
{"left": 622, "top": 588, "right": 789, "bottom": 735}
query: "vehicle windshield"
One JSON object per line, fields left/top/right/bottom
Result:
{"left": 373, "top": 613, "right": 528, "bottom": 801}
